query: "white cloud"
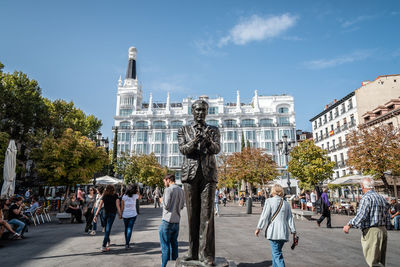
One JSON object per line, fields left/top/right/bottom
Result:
{"left": 304, "top": 50, "right": 373, "bottom": 69}
{"left": 340, "top": 15, "right": 376, "bottom": 28}
{"left": 218, "top": 13, "right": 298, "bottom": 47}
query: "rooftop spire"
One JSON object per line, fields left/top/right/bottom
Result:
{"left": 126, "top": 46, "right": 137, "bottom": 80}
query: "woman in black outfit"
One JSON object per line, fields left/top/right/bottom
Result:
{"left": 93, "top": 185, "right": 121, "bottom": 252}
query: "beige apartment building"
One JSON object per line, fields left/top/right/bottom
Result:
{"left": 355, "top": 74, "right": 400, "bottom": 124}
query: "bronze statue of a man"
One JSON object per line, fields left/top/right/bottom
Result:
{"left": 178, "top": 99, "right": 221, "bottom": 266}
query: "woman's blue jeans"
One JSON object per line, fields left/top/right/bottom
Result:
{"left": 123, "top": 216, "right": 137, "bottom": 246}
{"left": 269, "top": 240, "right": 286, "bottom": 267}
{"left": 102, "top": 213, "right": 116, "bottom": 248}
{"left": 92, "top": 208, "right": 105, "bottom": 231}
{"left": 8, "top": 218, "right": 26, "bottom": 234}
{"left": 159, "top": 220, "right": 180, "bottom": 267}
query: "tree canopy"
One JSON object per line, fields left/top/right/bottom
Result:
{"left": 288, "top": 139, "right": 335, "bottom": 188}
{"left": 0, "top": 132, "right": 10, "bottom": 181}
{"left": 118, "top": 153, "right": 167, "bottom": 188}
{"left": 218, "top": 148, "right": 278, "bottom": 189}
{"left": 32, "top": 129, "right": 108, "bottom": 186}
{"left": 346, "top": 125, "right": 400, "bottom": 191}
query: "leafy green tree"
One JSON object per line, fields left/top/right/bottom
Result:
{"left": 43, "top": 99, "right": 102, "bottom": 139}
{"left": 347, "top": 125, "right": 400, "bottom": 193}
{"left": 135, "top": 154, "right": 166, "bottom": 188}
{"left": 288, "top": 139, "right": 335, "bottom": 188}
{"left": 226, "top": 148, "right": 279, "bottom": 189}
{"left": 0, "top": 132, "right": 10, "bottom": 181}
{"left": 0, "top": 66, "right": 48, "bottom": 143}
{"left": 32, "top": 128, "right": 108, "bottom": 187}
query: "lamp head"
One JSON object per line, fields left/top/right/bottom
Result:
{"left": 96, "top": 131, "right": 102, "bottom": 141}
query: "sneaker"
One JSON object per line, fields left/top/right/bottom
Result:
{"left": 89, "top": 230, "right": 96, "bottom": 236}
{"left": 125, "top": 245, "right": 130, "bottom": 250}
{"left": 12, "top": 233, "right": 22, "bottom": 240}
{"left": 101, "top": 247, "right": 110, "bottom": 252}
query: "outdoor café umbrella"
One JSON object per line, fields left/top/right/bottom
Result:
{"left": 91, "top": 175, "right": 123, "bottom": 185}
{"left": 1, "top": 140, "right": 17, "bottom": 198}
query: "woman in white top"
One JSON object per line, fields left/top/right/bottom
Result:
{"left": 90, "top": 186, "right": 104, "bottom": 235}
{"left": 255, "top": 184, "right": 297, "bottom": 267}
{"left": 120, "top": 184, "right": 141, "bottom": 249}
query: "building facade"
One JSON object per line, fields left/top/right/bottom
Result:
{"left": 113, "top": 47, "right": 297, "bottom": 184}
{"left": 310, "top": 93, "right": 358, "bottom": 179}
{"left": 310, "top": 74, "right": 400, "bottom": 180}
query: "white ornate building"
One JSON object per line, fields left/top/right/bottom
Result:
{"left": 113, "top": 47, "right": 297, "bottom": 185}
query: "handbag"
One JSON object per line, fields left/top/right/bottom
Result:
{"left": 265, "top": 198, "right": 284, "bottom": 238}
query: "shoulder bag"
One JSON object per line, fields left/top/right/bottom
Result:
{"left": 265, "top": 198, "right": 284, "bottom": 238}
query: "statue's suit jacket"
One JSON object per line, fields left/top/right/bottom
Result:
{"left": 178, "top": 124, "right": 221, "bottom": 183}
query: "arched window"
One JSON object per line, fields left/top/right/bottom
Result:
{"left": 278, "top": 107, "right": 289, "bottom": 114}
{"left": 242, "top": 119, "right": 255, "bottom": 127}
{"left": 153, "top": 121, "right": 166, "bottom": 129}
{"left": 260, "top": 119, "right": 273, "bottom": 127}
{"left": 206, "top": 120, "right": 219, "bottom": 127}
{"left": 170, "top": 120, "right": 183, "bottom": 129}
{"left": 135, "top": 121, "right": 148, "bottom": 129}
{"left": 223, "top": 119, "right": 236, "bottom": 128}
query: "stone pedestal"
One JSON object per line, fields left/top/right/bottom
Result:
{"left": 167, "top": 257, "right": 230, "bottom": 267}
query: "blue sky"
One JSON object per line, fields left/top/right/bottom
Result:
{"left": 1, "top": 0, "right": 399, "bottom": 139}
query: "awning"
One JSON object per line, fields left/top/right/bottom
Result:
{"left": 329, "top": 174, "right": 373, "bottom": 185}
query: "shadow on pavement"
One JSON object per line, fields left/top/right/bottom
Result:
{"left": 237, "top": 260, "right": 272, "bottom": 267}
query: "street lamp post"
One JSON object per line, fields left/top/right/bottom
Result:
{"left": 277, "top": 134, "right": 295, "bottom": 195}
{"left": 94, "top": 132, "right": 109, "bottom": 185}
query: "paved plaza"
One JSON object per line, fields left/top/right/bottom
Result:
{"left": 1, "top": 203, "right": 399, "bottom": 267}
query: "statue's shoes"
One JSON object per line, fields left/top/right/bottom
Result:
{"left": 201, "top": 258, "right": 215, "bottom": 266}
{"left": 182, "top": 255, "right": 198, "bottom": 261}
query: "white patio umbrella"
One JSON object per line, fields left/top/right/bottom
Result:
{"left": 91, "top": 175, "right": 123, "bottom": 185}
{"left": 1, "top": 140, "right": 17, "bottom": 198}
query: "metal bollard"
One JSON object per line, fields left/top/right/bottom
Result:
{"left": 246, "top": 197, "right": 252, "bottom": 214}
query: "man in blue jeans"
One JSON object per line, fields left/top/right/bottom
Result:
{"left": 159, "top": 174, "right": 185, "bottom": 267}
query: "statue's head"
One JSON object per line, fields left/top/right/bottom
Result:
{"left": 191, "top": 100, "right": 209, "bottom": 124}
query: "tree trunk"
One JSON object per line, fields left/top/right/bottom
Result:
{"left": 381, "top": 175, "right": 392, "bottom": 195}
{"left": 393, "top": 176, "right": 398, "bottom": 200}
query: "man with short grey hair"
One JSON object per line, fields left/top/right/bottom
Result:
{"left": 343, "top": 178, "right": 390, "bottom": 267}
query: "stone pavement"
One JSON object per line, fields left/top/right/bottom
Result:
{"left": 1, "top": 203, "right": 399, "bottom": 267}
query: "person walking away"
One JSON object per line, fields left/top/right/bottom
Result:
{"left": 153, "top": 187, "right": 161, "bottom": 208}
{"left": 65, "top": 193, "right": 83, "bottom": 223}
{"left": 389, "top": 197, "right": 400, "bottom": 230}
{"left": 215, "top": 188, "right": 220, "bottom": 216}
{"left": 343, "top": 178, "right": 390, "bottom": 267}
{"left": 255, "top": 184, "right": 297, "bottom": 267}
{"left": 93, "top": 185, "right": 121, "bottom": 252}
{"left": 84, "top": 187, "right": 96, "bottom": 233}
{"left": 299, "top": 189, "right": 306, "bottom": 210}
{"left": 159, "top": 174, "right": 185, "bottom": 267}
{"left": 77, "top": 187, "right": 85, "bottom": 207}
{"left": 121, "top": 184, "right": 141, "bottom": 249}
{"left": 310, "top": 190, "right": 317, "bottom": 212}
{"left": 222, "top": 190, "right": 227, "bottom": 207}
{"left": 316, "top": 188, "right": 331, "bottom": 228}
{"left": 90, "top": 186, "right": 105, "bottom": 235}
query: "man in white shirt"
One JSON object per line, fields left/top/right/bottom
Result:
{"left": 159, "top": 174, "right": 185, "bottom": 267}
{"left": 310, "top": 190, "right": 317, "bottom": 212}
